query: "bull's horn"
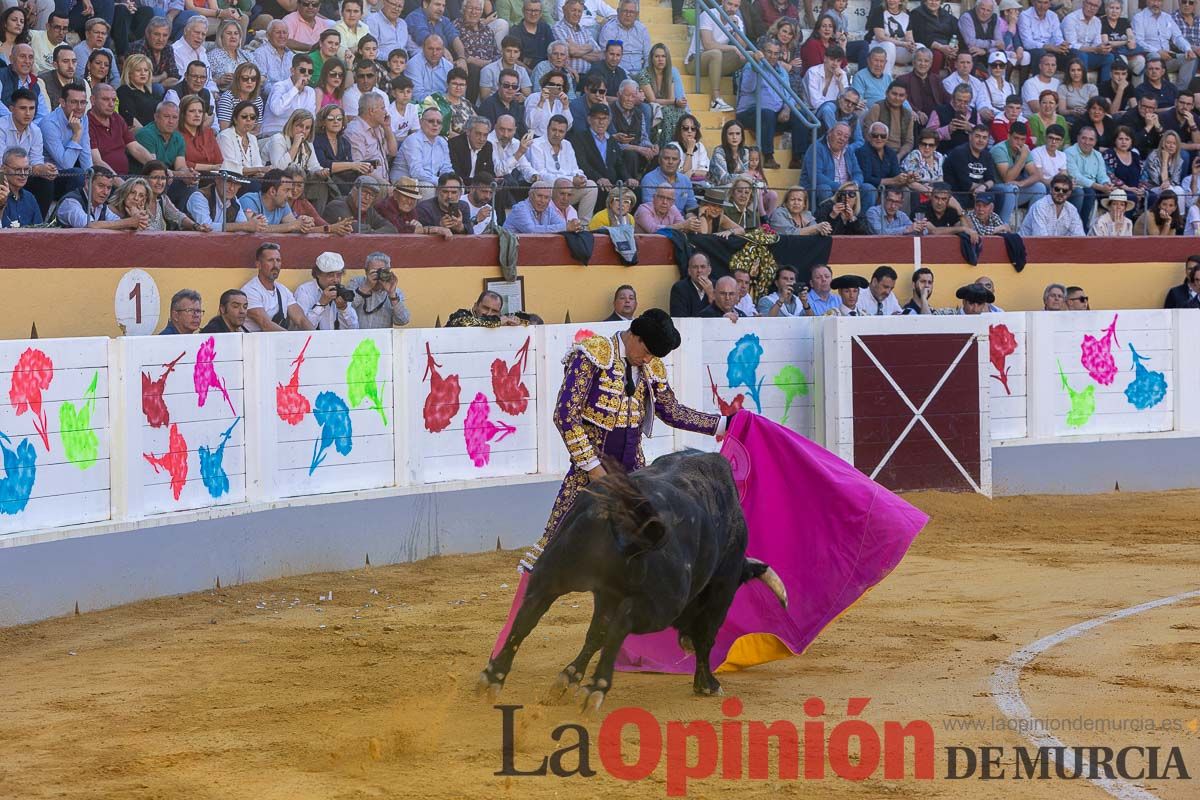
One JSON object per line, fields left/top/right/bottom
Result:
{"left": 756, "top": 567, "right": 788, "bottom": 608}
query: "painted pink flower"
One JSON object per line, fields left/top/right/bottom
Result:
{"left": 9, "top": 348, "right": 54, "bottom": 450}
{"left": 194, "top": 336, "right": 236, "bottom": 415}
{"left": 464, "top": 392, "right": 515, "bottom": 467}
{"left": 276, "top": 336, "right": 311, "bottom": 425}
{"left": 573, "top": 328, "right": 596, "bottom": 343}
{"left": 491, "top": 337, "right": 531, "bottom": 416}
{"left": 1080, "top": 314, "right": 1120, "bottom": 386}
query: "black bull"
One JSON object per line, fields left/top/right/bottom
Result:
{"left": 478, "top": 450, "right": 787, "bottom": 713}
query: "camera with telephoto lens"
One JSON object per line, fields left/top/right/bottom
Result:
{"left": 334, "top": 285, "right": 355, "bottom": 303}
{"left": 376, "top": 267, "right": 393, "bottom": 282}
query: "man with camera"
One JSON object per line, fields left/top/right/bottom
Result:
{"left": 756, "top": 265, "right": 810, "bottom": 318}
{"left": 350, "top": 252, "right": 412, "bottom": 328}
{"left": 415, "top": 172, "right": 472, "bottom": 233}
{"left": 294, "top": 251, "right": 361, "bottom": 331}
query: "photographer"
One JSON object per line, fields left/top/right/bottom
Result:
{"left": 756, "top": 265, "right": 811, "bottom": 318}
{"left": 293, "top": 251, "right": 361, "bottom": 331}
{"left": 416, "top": 172, "right": 473, "bottom": 234}
{"left": 349, "top": 252, "right": 412, "bottom": 328}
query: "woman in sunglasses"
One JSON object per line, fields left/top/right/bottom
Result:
{"left": 673, "top": 113, "right": 710, "bottom": 184}
{"left": 217, "top": 63, "right": 265, "bottom": 131}
{"left": 814, "top": 180, "right": 869, "bottom": 235}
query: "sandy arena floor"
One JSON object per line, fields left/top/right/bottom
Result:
{"left": 1, "top": 490, "right": 1198, "bottom": 800}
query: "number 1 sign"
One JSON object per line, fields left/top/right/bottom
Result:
{"left": 114, "top": 269, "right": 161, "bottom": 337}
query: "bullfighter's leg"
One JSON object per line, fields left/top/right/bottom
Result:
{"left": 477, "top": 587, "right": 559, "bottom": 702}
{"left": 545, "top": 593, "right": 613, "bottom": 704}
{"left": 579, "top": 596, "right": 636, "bottom": 715}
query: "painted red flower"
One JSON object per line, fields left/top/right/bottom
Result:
{"left": 491, "top": 337, "right": 531, "bottom": 415}
{"left": 142, "top": 352, "right": 186, "bottom": 429}
{"left": 573, "top": 328, "right": 596, "bottom": 343}
{"left": 988, "top": 324, "right": 1018, "bottom": 395}
{"left": 276, "top": 336, "right": 312, "bottom": 425}
{"left": 423, "top": 342, "right": 461, "bottom": 433}
{"left": 143, "top": 423, "right": 189, "bottom": 500}
{"left": 707, "top": 365, "right": 745, "bottom": 416}
{"left": 9, "top": 348, "right": 54, "bottom": 450}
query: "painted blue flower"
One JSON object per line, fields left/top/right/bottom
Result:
{"left": 198, "top": 418, "right": 240, "bottom": 498}
{"left": 0, "top": 431, "right": 37, "bottom": 515}
{"left": 310, "top": 392, "right": 353, "bottom": 474}
{"left": 726, "top": 333, "right": 765, "bottom": 413}
{"left": 1123, "top": 344, "right": 1167, "bottom": 411}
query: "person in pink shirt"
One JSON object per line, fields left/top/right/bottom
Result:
{"left": 634, "top": 185, "right": 702, "bottom": 233}
{"left": 284, "top": 0, "right": 334, "bottom": 52}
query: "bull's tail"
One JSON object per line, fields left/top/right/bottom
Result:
{"left": 594, "top": 455, "right": 666, "bottom": 558}
{"left": 742, "top": 558, "right": 788, "bottom": 608}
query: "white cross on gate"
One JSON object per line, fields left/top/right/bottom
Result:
{"left": 852, "top": 334, "right": 982, "bottom": 494}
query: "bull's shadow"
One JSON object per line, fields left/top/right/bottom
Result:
{"left": 477, "top": 450, "right": 787, "bottom": 714}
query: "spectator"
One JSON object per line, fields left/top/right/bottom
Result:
{"left": 40, "top": 43, "right": 85, "bottom": 113}
{"left": 255, "top": 21, "right": 294, "bottom": 87}
{"left": 959, "top": 0, "right": 1004, "bottom": 72}
{"left": 814, "top": 179, "right": 869, "bottom": 234}
{"left": 532, "top": 41, "right": 577, "bottom": 100}
{"left": 373, "top": 176, "right": 422, "bottom": 232}
{"left": 81, "top": 48, "right": 113, "bottom": 99}
{"left": 964, "top": 190, "right": 1011, "bottom": 235}
{"left": 1020, "top": 174, "right": 1085, "bottom": 235}
{"left": 729, "top": 267, "right": 756, "bottom": 317}
{"left": 73, "top": 18, "right": 118, "bottom": 86}
{"left": 408, "top": 0, "right": 466, "bottom": 66}
{"left": 636, "top": 42, "right": 686, "bottom": 148}
{"left": 902, "top": 267, "right": 936, "bottom": 314}
{"left": 639, "top": 142, "right": 693, "bottom": 212}
{"left": 1103, "top": 124, "right": 1144, "bottom": 205}
{"left": 488, "top": 112, "right": 535, "bottom": 193}
{"left": 170, "top": 17, "right": 211, "bottom": 89}
{"left": 756, "top": 264, "right": 804, "bottom": 317}
{"left": 723, "top": 175, "right": 758, "bottom": 230}
{"left": 913, "top": 181, "right": 972, "bottom": 237}
{"left": 132, "top": 101, "right": 192, "bottom": 177}
{"left": 669, "top": 251, "right": 715, "bottom": 317}
{"left": 53, "top": 166, "right": 140, "bottom": 229}
{"left": 768, "top": 185, "right": 830, "bottom": 235}
{"left": 585, "top": 39, "right": 627, "bottom": 97}
{"left": 502, "top": 178, "right": 573, "bottom": 231}
{"left": 479, "top": 67, "right": 529, "bottom": 135}
{"left": 345, "top": 92, "right": 397, "bottom": 182}
{"left": 201, "top": 289, "right": 250, "bottom": 334}
{"left": 0, "top": 88, "right": 46, "bottom": 177}
{"left": 991, "top": 119, "right": 1047, "bottom": 216}
{"left": 0, "top": 146, "right": 41, "bottom": 227}
{"left": 335, "top": 0, "right": 372, "bottom": 63}
{"left": 945, "top": 124, "right": 1013, "bottom": 224}
{"left": 931, "top": 84, "right": 983, "bottom": 157}
{"left": 313, "top": 57, "right": 348, "bottom": 109}
{"left": 801, "top": 13, "right": 844, "bottom": 70}
{"left": 40, "top": 80, "right": 90, "bottom": 196}
{"left": 974, "top": 275, "right": 1004, "bottom": 311}
{"left": 1090, "top": 187, "right": 1132, "bottom": 235}
{"left": 1021, "top": 52, "right": 1061, "bottom": 116}
{"left": 1029, "top": 123, "right": 1067, "bottom": 190}
{"left": 1072, "top": 96, "right": 1115, "bottom": 147}
{"left": 736, "top": 37, "right": 794, "bottom": 171}
{"left": 1135, "top": 56, "right": 1178, "bottom": 109}
{"left": 348, "top": 251, "right": 412, "bottom": 327}
{"left": 218, "top": 100, "right": 269, "bottom": 177}
{"left": 414, "top": 171, "right": 471, "bottom": 233}
{"left": 608, "top": 78, "right": 655, "bottom": 177}
{"left": 550, "top": 176, "right": 580, "bottom": 223}
{"left": 178, "top": 94, "right": 224, "bottom": 173}
{"left": 700, "top": 276, "right": 744, "bottom": 321}
{"left": 805, "top": 43, "right": 848, "bottom": 110}
{"left": 980, "top": 52, "right": 1016, "bottom": 117}
{"left": 1134, "top": 187, "right": 1184, "bottom": 234}
{"left": 811, "top": 85, "right": 864, "bottom": 162}
{"left": 294, "top": 251, "right": 360, "bottom": 330}
{"left": 1043, "top": 282, "right": 1066, "bottom": 310}
{"left": 187, "top": 168, "right": 266, "bottom": 232}
{"left": 526, "top": 68, "right": 572, "bottom": 137}
{"left": 853, "top": 46, "right": 893, "bottom": 112}
{"left": 587, "top": 184, "right": 634, "bottom": 228}
{"left": 1019, "top": 0, "right": 1069, "bottom": 71}
{"left": 445, "top": 289, "right": 531, "bottom": 327}
{"left": 1062, "top": 0, "right": 1114, "bottom": 85}
{"left": 634, "top": 184, "right": 696, "bottom": 233}
{"left": 1133, "top": 0, "right": 1195, "bottom": 88}
{"left": 901, "top": 127, "right": 949, "bottom": 200}
{"left": 896, "top": 46, "right": 947, "bottom": 127}
{"left": 158, "top": 289, "right": 204, "bottom": 335}
{"left": 1065, "top": 126, "right": 1113, "bottom": 229}
{"left": 527, "top": 114, "right": 596, "bottom": 217}
{"left": 239, "top": 167, "right": 315, "bottom": 233}
{"left": 863, "top": 81, "right": 914, "bottom": 159}
{"left": 695, "top": 187, "right": 740, "bottom": 234}
{"left": 167, "top": 61, "right": 217, "bottom": 127}
{"left": 480, "top": 36, "right": 532, "bottom": 99}
{"left": 990, "top": 93, "right": 1031, "bottom": 146}
{"left": 392, "top": 105, "right": 453, "bottom": 193}
{"left": 242, "top": 242, "right": 314, "bottom": 332}
{"left": 571, "top": 102, "right": 630, "bottom": 202}
{"left": 867, "top": 186, "right": 915, "bottom": 234}
{"left": 31, "top": 13, "right": 70, "bottom": 77}
{"left": 697, "top": 0, "right": 748, "bottom": 113}
{"left": 801, "top": 121, "right": 864, "bottom": 205}
{"left": 511, "top": 0, "right": 555, "bottom": 71}
{"left": 605, "top": 284, "right": 637, "bottom": 321}
{"left": 1117, "top": 94, "right": 1164, "bottom": 153}
{"left": 450, "top": 115, "right": 496, "bottom": 181}
{"left": 954, "top": 283, "right": 993, "bottom": 314}
{"left": 909, "top": 0, "right": 958, "bottom": 73}
{"left": 867, "top": 0, "right": 916, "bottom": 78}
{"left": 324, "top": 173, "right": 394, "bottom": 231}
{"left": 943, "top": 51, "right": 992, "bottom": 122}
{"left": 1064, "top": 285, "right": 1090, "bottom": 310}
{"left": 82, "top": 84, "right": 143, "bottom": 182}
{"left": 831, "top": 273, "right": 868, "bottom": 315}
{"left": 1162, "top": 257, "right": 1200, "bottom": 307}
{"left": 1142, "top": 129, "right": 1186, "bottom": 202}
{"left": 364, "top": 0, "right": 410, "bottom": 62}
{"left": 265, "top": 108, "right": 324, "bottom": 178}
{"left": 857, "top": 121, "right": 907, "bottom": 208}
{"left": 408, "top": 34, "right": 454, "bottom": 101}
{"left": 457, "top": 0, "right": 501, "bottom": 102}
{"left": 463, "top": 171, "right": 495, "bottom": 232}
{"left": 263, "top": 54, "right": 318, "bottom": 137}
{"left": 216, "top": 63, "right": 265, "bottom": 131}
{"left": 598, "top": 0, "right": 649, "bottom": 73}
{"left": 554, "top": 0, "right": 603, "bottom": 78}
{"left": 856, "top": 264, "right": 902, "bottom": 315}
{"left": 675, "top": 113, "right": 709, "bottom": 183}
{"left": 806, "top": 263, "right": 840, "bottom": 315}
{"left": 284, "top": 0, "right": 334, "bottom": 52}
{"left": 386, "top": 75, "right": 420, "bottom": 143}
{"left": 209, "top": 20, "right": 253, "bottom": 92}
{"left": 1, "top": 44, "right": 47, "bottom": 121}
{"left": 1160, "top": 92, "right": 1199, "bottom": 148}
{"left": 314, "top": 103, "right": 371, "bottom": 194}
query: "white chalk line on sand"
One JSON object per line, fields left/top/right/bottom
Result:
{"left": 990, "top": 588, "right": 1200, "bottom": 800}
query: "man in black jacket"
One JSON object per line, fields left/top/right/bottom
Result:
{"left": 449, "top": 116, "right": 497, "bottom": 182}
{"left": 569, "top": 103, "right": 629, "bottom": 210}
{"left": 201, "top": 290, "right": 250, "bottom": 333}
{"left": 1163, "top": 257, "right": 1200, "bottom": 308}
{"left": 669, "top": 252, "right": 715, "bottom": 317}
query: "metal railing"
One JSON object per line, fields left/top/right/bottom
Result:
{"left": 691, "top": 0, "right": 819, "bottom": 194}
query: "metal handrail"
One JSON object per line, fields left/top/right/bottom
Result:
{"left": 691, "top": 0, "right": 819, "bottom": 194}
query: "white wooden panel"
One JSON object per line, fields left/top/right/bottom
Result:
{"left": 0, "top": 337, "right": 111, "bottom": 536}
{"left": 986, "top": 313, "right": 1027, "bottom": 441}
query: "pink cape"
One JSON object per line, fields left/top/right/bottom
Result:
{"left": 614, "top": 412, "right": 929, "bottom": 673}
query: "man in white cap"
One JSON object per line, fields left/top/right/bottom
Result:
{"left": 294, "top": 251, "right": 361, "bottom": 330}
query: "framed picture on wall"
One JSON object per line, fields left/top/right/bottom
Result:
{"left": 483, "top": 277, "right": 526, "bottom": 314}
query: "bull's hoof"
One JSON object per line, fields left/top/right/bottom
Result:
{"left": 542, "top": 670, "right": 578, "bottom": 705}
{"left": 475, "top": 669, "right": 504, "bottom": 702}
{"left": 693, "top": 678, "right": 723, "bottom": 697}
{"left": 581, "top": 689, "right": 607, "bottom": 717}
